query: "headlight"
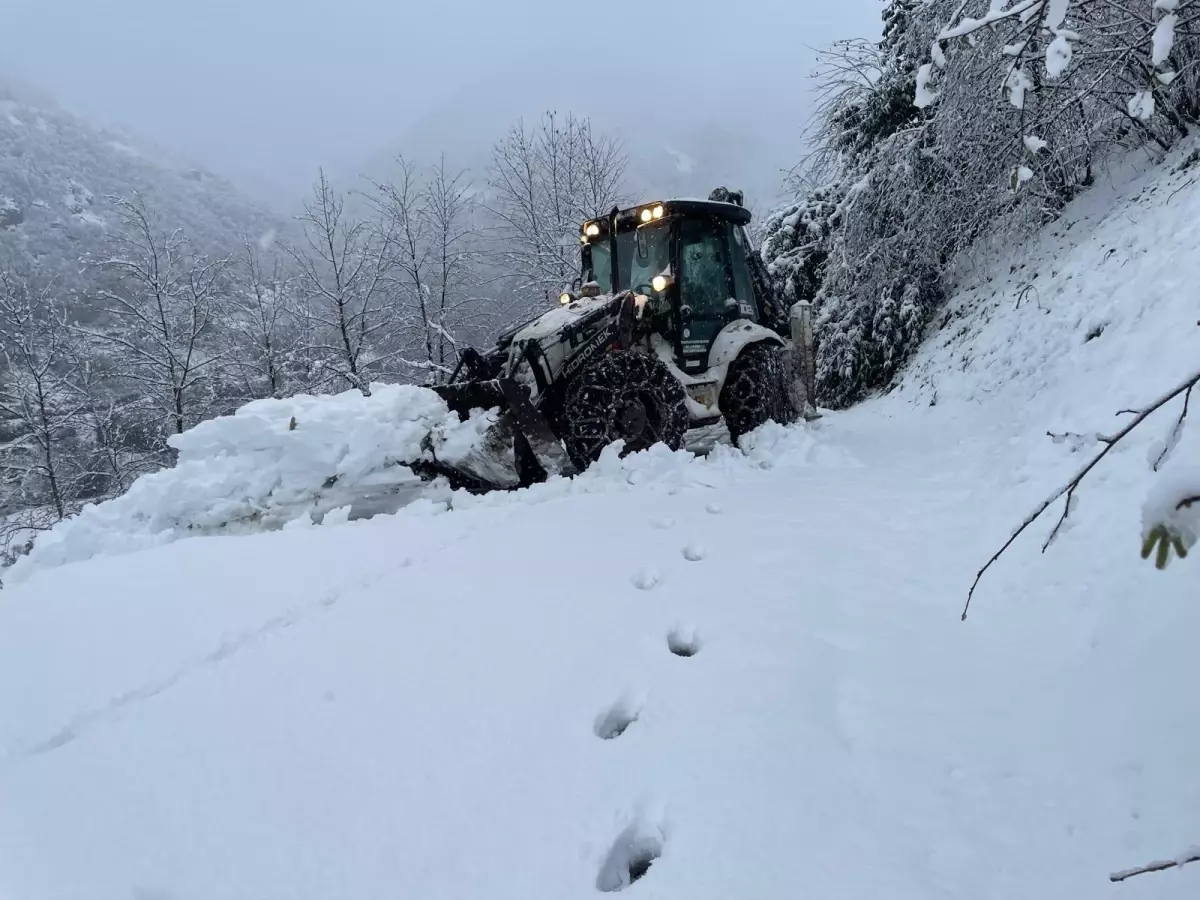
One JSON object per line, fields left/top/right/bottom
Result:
{"left": 559, "top": 292, "right": 572, "bottom": 305}
{"left": 652, "top": 275, "right": 668, "bottom": 292}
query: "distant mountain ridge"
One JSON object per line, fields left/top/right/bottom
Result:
{"left": 0, "top": 78, "right": 280, "bottom": 290}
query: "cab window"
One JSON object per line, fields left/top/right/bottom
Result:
{"left": 586, "top": 242, "right": 612, "bottom": 292}
{"left": 678, "top": 217, "right": 730, "bottom": 321}
{"left": 728, "top": 223, "right": 758, "bottom": 321}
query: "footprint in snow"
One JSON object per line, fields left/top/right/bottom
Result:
{"left": 667, "top": 625, "right": 702, "bottom": 657}
{"left": 597, "top": 821, "right": 664, "bottom": 892}
{"left": 630, "top": 567, "right": 663, "bottom": 591}
{"left": 650, "top": 516, "right": 675, "bottom": 529}
{"left": 681, "top": 542, "right": 706, "bottom": 561}
{"left": 594, "top": 695, "right": 642, "bottom": 740}
{"left": 705, "top": 501, "right": 723, "bottom": 514}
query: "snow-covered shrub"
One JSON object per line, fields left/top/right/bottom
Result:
{"left": 759, "top": 186, "right": 841, "bottom": 308}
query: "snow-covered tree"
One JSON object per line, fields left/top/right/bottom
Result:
{"left": 764, "top": 29, "right": 941, "bottom": 407}
{"left": 0, "top": 271, "right": 82, "bottom": 527}
{"left": 368, "top": 155, "right": 487, "bottom": 383}
{"left": 486, "top": 112, "right": 628, "bottom": 306}
{"left": 760, "top": 187, "right": 842, "bottom": 309}
{"left": 0, "top": 269, "right": 147, "bottom": 566}
{"left": 225, "top": 237, "right": 300, "bottom": 401}
{"left": 83, "top": 195, "right": 231, "bottom": 437}
{"left": 424, "top": 157, "right": 487, "bottom": 378}
{"left": 284, "top": 171, "right": 400, "bottom": 396}
{"left": 765, "top": 0, "right": 1200, "bottom": 408}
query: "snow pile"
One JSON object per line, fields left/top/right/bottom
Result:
{"left": 2, "top": 384, "right": 495, "bottom": 586}
{"left": 3, "top": 383, "right": 853, "bottom": 587}
{"left": 423, "top": 421, "right": 857, "bottom": 522}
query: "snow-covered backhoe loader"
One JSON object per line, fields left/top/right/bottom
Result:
{"left": 420, "top": 188, "right": 817, "bottom": 491}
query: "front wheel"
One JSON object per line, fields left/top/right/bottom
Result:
{"left": 558, "top": 351, "right": 689, "bottom": 470}
{"left": 720, "top": 342, "right": 796, "bottom": 445}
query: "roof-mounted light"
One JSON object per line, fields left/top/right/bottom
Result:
{"left": 640, "top": 208, "right": 653, "bottom": 224}
{"left": 585, "top": 222, "right": 601, "bottom": 237}
{"left": 652, "top": 204, "right": 664, "bottom": 219}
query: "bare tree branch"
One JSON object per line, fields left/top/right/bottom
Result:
{"left": 964, "top": 367, "right": 1200, "bottom": 619}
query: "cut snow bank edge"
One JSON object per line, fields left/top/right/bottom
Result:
{"left": 1, "top": 384, "right": 497, "bottom": 587}
{"left": 1, "top": 382, "right": 852, "bottom": 588}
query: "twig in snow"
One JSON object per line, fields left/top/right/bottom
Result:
{"left": 1168, "top": 177, "right": 1196, "bottom": 204}
{"left": 1047, "top": 430, "right": 1118, "bottom": 447}
{"left": 1110, "top": 846, "right": 1200, "bottom": 882}
{"left": 1152, "top": 383, "right": 1193, "bottom": 471}
{"left": 963, "top": 367, "right": 1200, "bottom": 621}
{"left": 1015, "top": 283, "right": 1044, "bottom": 311}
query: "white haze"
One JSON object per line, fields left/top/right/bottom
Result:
{"left": 2, "top": 0, "right": 883, "bottom": 211}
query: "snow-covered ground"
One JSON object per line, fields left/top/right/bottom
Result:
{"left": 2, "top": 144, "right": 1200, "bottom": 899}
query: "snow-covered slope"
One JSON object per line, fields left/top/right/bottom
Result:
{"left": 0, "top": 79, "right": 278, "bottom": 290}
{"left": 2, "top": 145, "right": 1199, "bottom": 898}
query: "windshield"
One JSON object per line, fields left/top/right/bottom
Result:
{"left": 586, "top": 223, "right": 670, "bottom": 293}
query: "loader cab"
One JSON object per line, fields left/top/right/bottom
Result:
{"left": 580, "top": 199, "right": 765, "bottom": 371}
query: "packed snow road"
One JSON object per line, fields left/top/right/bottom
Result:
{"left": 3, "top": 144, "right": 1200, "bottom": 898}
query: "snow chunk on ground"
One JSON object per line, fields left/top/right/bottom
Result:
{"left": 2, "top": 384, "right": 487, "bottom": 586}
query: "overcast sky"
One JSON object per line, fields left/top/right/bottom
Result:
{"left": 2, "top": 0, "right": 883, "bottom": 209}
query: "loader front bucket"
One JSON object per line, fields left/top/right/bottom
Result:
{"left": 430, "top": 378, "right": 575, "bottom": 488}
{"left": 433, "top": 379, "right": 511, "bottom": 422}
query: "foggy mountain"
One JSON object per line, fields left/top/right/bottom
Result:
{"left": 0, "top": 77, "right": 280, "bottom": 290}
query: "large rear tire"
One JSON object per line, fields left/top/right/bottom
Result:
{"left": 558, "top": 351, "right": 689, "bottom": 470}
{"left": 720, "top": 342, "right": 796, "bottom": 445}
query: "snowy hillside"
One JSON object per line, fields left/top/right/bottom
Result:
{"left": 2, "top": 144, "right": 1200, "bottom": 898}
{"left": 0, "top": 80, "right": 278, "bottom": 289}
